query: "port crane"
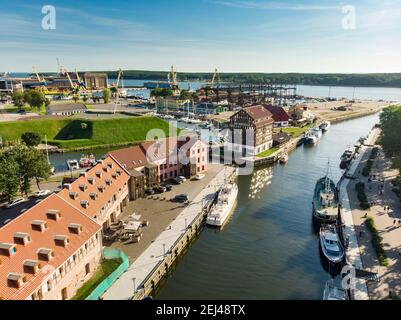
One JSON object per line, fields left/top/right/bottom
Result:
{"left": 61, "top": 66, "right": 79, "bottom": 93}
{"left": 169, "top": 65, "right": 180, "bottom": 96}
{"left": 209, "top": 68, "right": 220, "bottom": 87}
{"left": 112, "top": 68, "right": 124, "bottom": 114}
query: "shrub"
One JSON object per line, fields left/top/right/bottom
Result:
{"left": 356, "top": 182, "right": 370, "bottom": 210}
{"left": 365, "top": 217, "right": 389, "bottom": 267}
{"left": 21, "top": 132, "right": 41, "bottom": 146}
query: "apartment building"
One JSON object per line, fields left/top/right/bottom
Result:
{"left": 0, "top": 194, "right": 102, "bottom": 300}
{"left": 58, "top": 156, "right": 130, "bottom": 230}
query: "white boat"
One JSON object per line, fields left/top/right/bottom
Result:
{"left": 304, "top": 132, "right": 318, "bottom": 145}
{"left": 279, "top": 154, "right": 289, "bottom": 164}
{"left": 67, "top": 159, "right": 79, "bottom": 170}
{"left": 180, "top": 117, "right": 190, "bottom": 123}
{"left": 206, "top": 182, "right": 238, "bottom": 227}
{"left": 319, "top": 225, "right": 344, "bottom": 264}
{"left": 320, "top": 121, "right": 331, "bottom": 132}
{"left": 323, "top": 279, "right": 349, "bottom": 300}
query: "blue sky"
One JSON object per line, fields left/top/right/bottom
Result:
{"left": 1, "top": 0, "right": 401, "bottom": 73}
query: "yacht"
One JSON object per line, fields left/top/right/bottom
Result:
{"left": 340, "top": 146, "right": 356, "bottom": 169}
{"left": 319, "top": 121, "right": 331, "bottom": 132}
{"left": 304, "top": 131, "right": 318, "bottom": 145}
{"left": 67, "top": 159, "right": 79, "bottom": 171}
{"left": 206, "top": 182, "right": 238, "bottom": 227}
{"left": 319, "top": 225, "right": 345, "bottom": 264}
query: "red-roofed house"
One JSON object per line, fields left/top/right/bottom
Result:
{"left": 0, "top": 194, "right": 102, "bottom": 300}
{"left": 263, "top": 104, "right": 290, "bottom": 127}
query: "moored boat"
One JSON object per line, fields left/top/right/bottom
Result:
{"left": 206, "top": 182, "right": 238, "bottom": 227}
{"left": 67, "top": 159, "right": 79, "bottom": 170}
{"left": 340, "top": 146, "right": 356, "bottom": 169}
{"left": 304, "top": 132, "right": 318, "bottom": 145}
{"left": 79, "top": 154, "right": 96, "bottom": 168}
{"left": 319, "top": 224, "right": 345, "bottom": 264}
{"left": 319, "top": 121, "right": 331, "bottom": 132}
{"left": 312, "top": 174, "right": 339, "bottom": 225}
{"left": 279, "top": 154, "right": 289, "bottom": 164}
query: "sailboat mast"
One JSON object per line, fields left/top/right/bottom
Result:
{"left": 45, "top": 135, "right": 50, "bottom": 164}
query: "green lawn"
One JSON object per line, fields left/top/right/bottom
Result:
{"left": 0, "top": 116, "right": 174, "bottom": 150}
{"left": 71, "top": 258, "right": 122, "bottom": 300}
{"left": 257, "top": 146, "right": 280, "bottom": 158}
{"left": 278, "top": 125, "right": 311, "bottom": 138}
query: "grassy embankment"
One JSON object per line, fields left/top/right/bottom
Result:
{"left": 0, "top": 116, "right": 174, "bottom": 150}
{"left": 71, "top": 258, "right": 122, "bottom": 300}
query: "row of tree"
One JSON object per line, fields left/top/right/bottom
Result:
{"left": 0, "top": 143, "right": 53, "bottom": 201}
{"left": 380, "top": 105, "right": 401, "bottom": 172}
{"left": 12, "top": 90, "right": 49, "bottom": 109}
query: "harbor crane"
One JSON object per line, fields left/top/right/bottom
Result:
{"left": 169, "top": 65, "right": 180, "bottom": 96}
{"left": 208, "top": 68, "right": 220, "bottom": 87}
{"left": 61, "top": 66, "right": 79, "bottom": 92}
{"left": 112, "top": 68, "right": 124, "bottom": 114}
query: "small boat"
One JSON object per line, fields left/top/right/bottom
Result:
{"left": 340, "top": 146, "right": 356, "bottom": 169}
{"left": 304, "top": 132, "right": 318, "bottom": 145}
{"left": 206, "top": 181, "right": 238, "bottom": 227}
{"left": 67, "top": 159, "right": 79, "bottom": 170}
{"left": 279, "top": 154, "right": 289, "bottom": 164}
{"left": 323, "top": 278, "right": 349, "bottom": 300}
{"left": 319, "top": 224, "right": 345, "bottom": 264}
{"left": 319, "top": 121, "right": 331, "bottom": 132}
{"left": 79, "top": 154, "right": 96, "bottom": 168}
{"left": 311, "top": 127, "right": 322, "bottom": 139}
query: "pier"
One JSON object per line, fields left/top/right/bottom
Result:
{"left": 102, "top": 166, "right": 236, "bottom": 300}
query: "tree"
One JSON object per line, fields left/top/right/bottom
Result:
{"left": 21, "top": 132, "right": 41, "bottom": 146}
{"left": 0, "top": 144, "right": 52, "bottom": 198}
{"left": 150, "top": 88, "right": 174, "bottom": 97}
{"left": 180, "top": 90, "right": 191, "bottom": 100}
{"left": 103, "top": 88, "right": 111, "bottom": 103}
{"left": 0, "top": 155, "right": 20, "bottom": 202}
{"left": 23, "top": 90, "right": 46, "bottom": 109}
{"left": 11, "top": 90, "right": 25, "bottom": 108}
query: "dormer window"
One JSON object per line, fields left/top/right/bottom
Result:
{"left": 98, "top": 185, "right": 105, "bottom": 192}
{"left": 95, "top": 171, "right": 102, "bottom": 178}
{"left": 31, "top": 220, "right": 47, "bottom": 232}
{"left": 37, "top": 248, "right": 54, "bottom": 261}
{"left": 13, "top": 232, "right": 31, "bottom": 245}
{"left": 23, "top": 260, "right": 41, "bottom": 274}
{"left": 116, "top": 169, "right": 122, "bottom": 175}
{"left": 105, "top": 179, "right": 112, "bottom": 186}
{"left": 88, "top": 177, "right": 95, "bottom": 184}
{"left": 107, "top": 163, "right": 113, "bottom": 169}
{"left": 111, "top": 173, "right": 117, "bottom": 179}
{"left": 46, "top": 209, "right": 61, "bottom": 221}
{"left": 89, "top": 192, "right": 98, "bottom": 200}
{"left": 54, "top": 235, "right": 69, "bottom": 247}
{"left": 79, "top": 184, "right": 87, "bottom": 191}
{"left": 80, "top": 172, "right": 87, "bottom": 178}
{"left": 0, "top": 243, "right": 17, "bottom": 257}
{"left": 102, "top": 166, "right": 109, "bottom": 172}
{"left": 68, "top": 223, "right": 83, "bottom": 235}
{"left": 7, "top": 273, "right": 26, "bottom": 288}
{"left": 80, "top": 200, "right": 90, "bottom": 209}
{"left": 69, "top": 191, "right": 78, "bottom": 200}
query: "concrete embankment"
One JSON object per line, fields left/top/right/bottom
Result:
{"left": 102, "top": 166, "right": 237, "bottom": 300}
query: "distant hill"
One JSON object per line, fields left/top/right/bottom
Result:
{"left": 102, "top": 70, "right": 401, "bottom": 88}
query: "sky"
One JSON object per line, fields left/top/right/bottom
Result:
{"left": 1, "top": 0, "right": 401, "bottom": 73}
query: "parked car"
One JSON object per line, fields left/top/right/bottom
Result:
{"left": 145, "top": 188, "right": 155, "bottom": 196}
{"left": 33, "top": 189, "right": 52, "bottom": 198}
{"left": 174, "top": 176, "right": 187, "bottom": 184}
{"left": 154, "top": 186, "right": 167, "bottom": 193}
{"left": 194, "top": 174, "right": 205, "bottom": 180}
{"left": 164, "top": 184, "right": 173, "bottom": 191}
{"left": 5, "top": 197, "right": 27, "bottom": 209}
{"left": 171, "top": 194, "right": 189, "bottom": 203}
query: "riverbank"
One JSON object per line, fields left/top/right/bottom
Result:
{"left": 102, "top": 165, "right": 236, "bottom": 300}
{"left": 346, "top": 132, "right": 401, "bottom": 299}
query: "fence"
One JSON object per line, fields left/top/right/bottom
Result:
{"left": 86, "top": 248, "right": 129, "bottom": 300}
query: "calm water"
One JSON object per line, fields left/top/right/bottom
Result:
{"left": 155, "top": 114, "right": 379, "bottom": 300}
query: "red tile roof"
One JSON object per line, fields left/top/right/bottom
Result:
{"left": 0, "top": 194, "right": 101, "bottom": 300}
{"left": 243, "top": 105, "right": 273, "bottom": 120}
{"left": 263, "top": 105, "right": 289, "bottom": 122}
{"left": 58, "top": 156, "right": 129, "bottom": 219}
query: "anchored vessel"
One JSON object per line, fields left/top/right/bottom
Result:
{"left": 67, "top": 159, "right": 79, "bottom": 170}
{"left": 319, "top": 121, "right": 331, "bottom": 132}
{"left": 340, "top": 146, "right": 356, "bottom": 169}
{"left": 79, "top": 154, "right": 96, "bottom": 168}
{"left": 206, "top": 181, "right": 238, "bottom": 227}
{"left": 312, "top": 174, "right": 339, "bottom": 225}
{"left": 319, "top": 224, "right": 345, "bottom": 264}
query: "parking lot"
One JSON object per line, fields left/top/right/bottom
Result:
{"left": 106, "top": 163, "right": 223, "bottom": 262}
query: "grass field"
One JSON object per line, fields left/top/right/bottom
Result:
{"left": 277, "top": 125, "right": 311, "bottom": 138}
{"left": 257, "top": 146, "right": 280, "bottom": 158}
{"left": 0, "top": 116, "right": 174, "bottom": 150}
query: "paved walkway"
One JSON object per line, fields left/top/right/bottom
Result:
{"left": 102, "top": 166, "right": 236, "bottom": 300}
{"left": 338, "top": 128, "right": 381, "bottom": 300}
{"left": 347, "top": 131, "right": 401, "bottom": 299}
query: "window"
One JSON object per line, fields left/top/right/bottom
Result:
{"left": 85, "top": 263, "right": 90, "bottom": 275}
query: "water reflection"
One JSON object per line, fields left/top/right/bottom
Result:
{"left": 248, "top": 166, "right": 273, "bottom": 200}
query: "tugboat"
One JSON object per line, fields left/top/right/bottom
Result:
{"left": 319, "top": 224, "right": 345, "bottom": 265}
{"left": 312, "top": 165, "right": 339, "bottom": 225}
{"left": 206, "top": 180, "right": 238, "bottom": 227}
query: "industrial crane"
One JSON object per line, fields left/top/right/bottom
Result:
{"left": 112, "top": 68, "right": 124, "bottom": 114}
{"left": 61, "top": 66, "right": 79, "bottom": 92}
{"left": 209, "top": 68, "right": 220, "bottom": 87}
{"left": 169, "top": 65, "right": 180, "bottom": 96}
{"left": 32, "top": 66, "right": 49, "bottom": 93}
